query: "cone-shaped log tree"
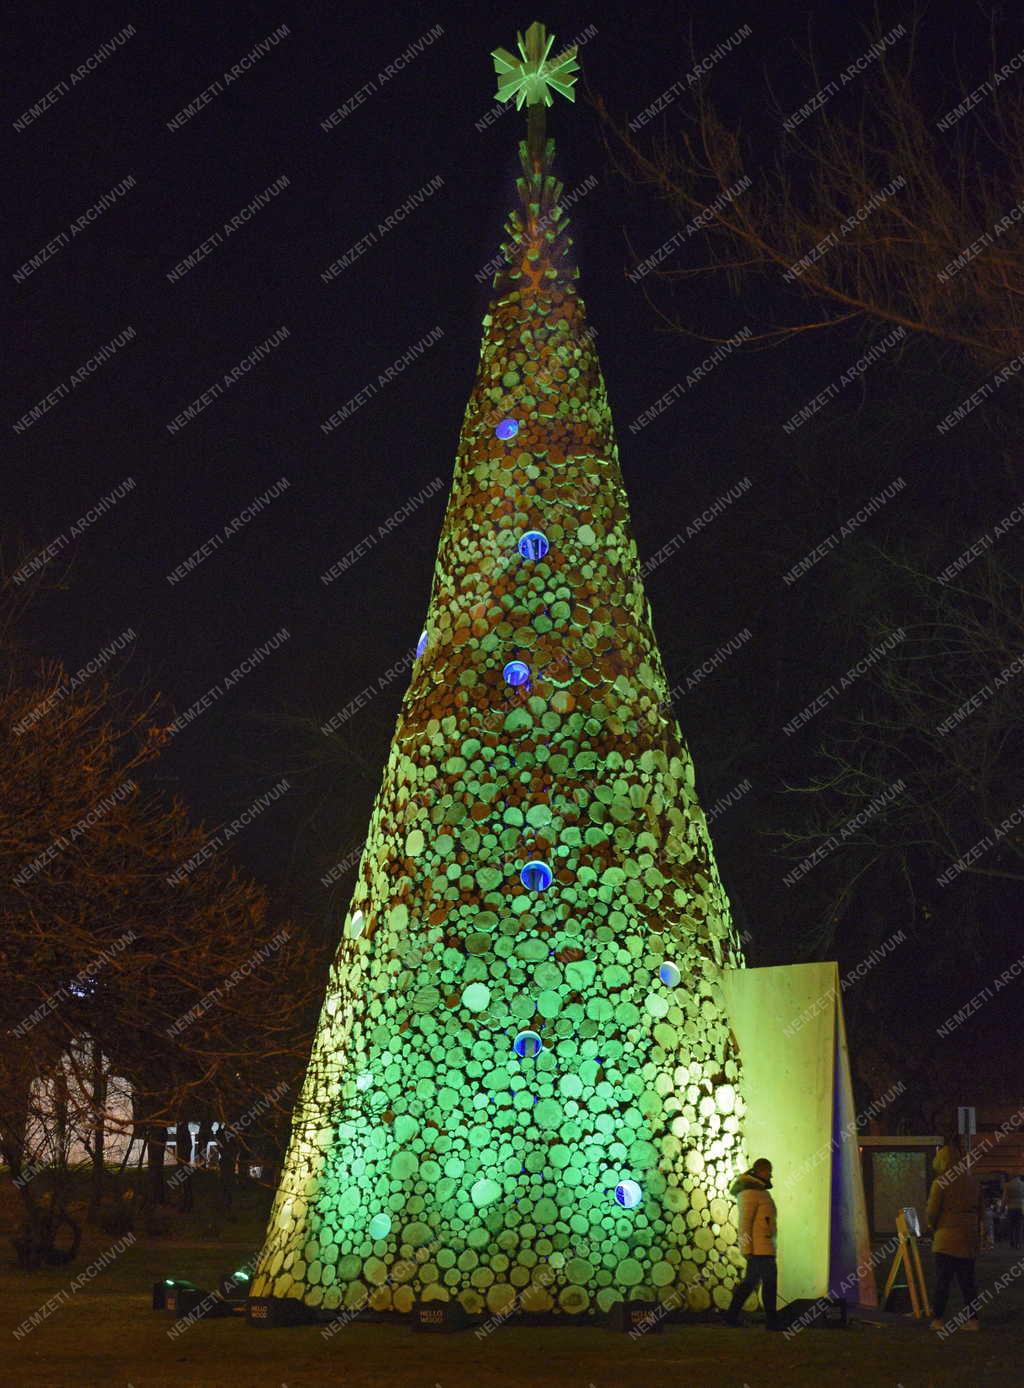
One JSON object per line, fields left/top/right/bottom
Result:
{"left": 254, "top": 24, "right": 746, "bottom": 1320}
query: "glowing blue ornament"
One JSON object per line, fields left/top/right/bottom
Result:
{"left": 520, "top": 860, "right": 553, "bottom": 891}
{"left": 416, "top": 629, "right": 428, "bottom": 658}
{"left": 495, "top": 417, "right": 519, "bottom": 440}
{"left": 513, "top": 1030, "right": 543, "bottom": 1058}
{"left": 356, "top": 1070, "right": 373, "bottom": 1091}
{"left": 517, "top": 530, "right": 549, "bottom": 560}
{"left": 659, "top": 961, "right": 681, "bottom": 987}
{"left": 503, "top": 660, "right": 530, "bottom": 687}
{"left": 615, "top": 1180, "right": 642, "bottom": 1209}
{"left": 369, "top": 1213, "right": 391, "bottom": 1240}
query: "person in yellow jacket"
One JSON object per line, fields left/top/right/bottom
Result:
{"left": 927, "top": 1143, "right": 982, "bottom": 1331}
{"left": 725, "top": 1158, "right": 780, "bottom": 1329}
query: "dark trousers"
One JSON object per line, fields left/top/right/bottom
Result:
{"left": 932, "top": 1253, "right": 978, "bottom": 1319}
{"left": 727, "top": 1255, "right": 778, "bottom": 1324}
{"left": 1008, "top": 1209, "right": 1023, "bottom": 1248}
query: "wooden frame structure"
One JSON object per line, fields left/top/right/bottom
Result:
{"left": 881, "top": 1207, "right": 931, "bottom": 1318}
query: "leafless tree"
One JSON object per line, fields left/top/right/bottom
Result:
{"left": 595, "top": 11, "right": 1024, "bottom": 369}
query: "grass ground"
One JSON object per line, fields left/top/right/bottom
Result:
{"left": 2, "top": 1176, "right": 1022, "bottom": 1387}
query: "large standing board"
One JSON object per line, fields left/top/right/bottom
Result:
{"left": 720, "top": 962, "right": 876, "bottom": 1306}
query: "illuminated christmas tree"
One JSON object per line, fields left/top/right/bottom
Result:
{"left": 253, "top": 22, "right": 746, "bottom": 1321}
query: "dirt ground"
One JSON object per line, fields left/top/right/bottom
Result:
{"left": 3, "top": 1230, "right": 1023, "bottom": 1388}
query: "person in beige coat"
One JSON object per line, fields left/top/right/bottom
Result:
{"left": 927, "top": 1143, "right": 982, "bottom": 1331}
{"left": 725, "top": 1158, "right": 779, "bottom": 1329}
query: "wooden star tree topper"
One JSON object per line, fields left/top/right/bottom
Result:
{"left": 492, "top": 21, "right": 580, "bottom": 164}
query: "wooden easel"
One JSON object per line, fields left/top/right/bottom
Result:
{"left": 882, "top": 1208, "right": 931, "bottom": 1318}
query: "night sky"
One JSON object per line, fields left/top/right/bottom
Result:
{"left": 9, "top": 1, "right": 1023, "bottom": 1086}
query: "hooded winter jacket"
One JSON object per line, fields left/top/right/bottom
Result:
{"left": 730, "top": 1171, "right": 777, "bottom": 1256}
{"left": 927, "top": 1145, "right": 981, "bottom": 1259}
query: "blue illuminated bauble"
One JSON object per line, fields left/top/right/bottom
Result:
{"left": 416, "top": 629, "right": 428, "bottom": 658}
{"left": 659, "top": 961, "right": 681, "bottom": 987}
{"left": 495, "top": 417, "right": 519, "bottom": 440}
{"left": 520, "top": 860, "right": 553, "bottom": 891}
{"left": 369, "top": 1213, "right": 391, "bottom": 1240}
{"left": 615, "top": 1180, "right": 642, "bottom": 1209}
{"left": 517, "top": 530, "right": 549, "bottom": 560}
{"left": 513, "top": 1030, "right": 543, "bottom": 1058}
{"left": 503, "top": 660, "right": 530, "bottom": 687}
